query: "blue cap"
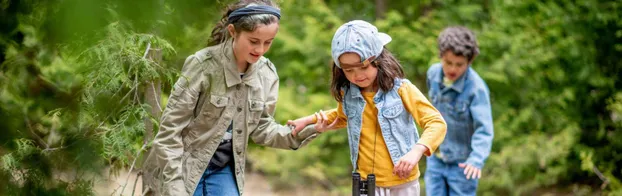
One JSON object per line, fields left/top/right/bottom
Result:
{"left": 331, "top": 20, "right": 392, "bottom": 68}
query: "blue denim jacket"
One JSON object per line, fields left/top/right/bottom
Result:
{"left": 426, "top": 63, "right": 493, "bottom": 168}
{"left": 342, "top": 78, "right": 420, "bottom": 171}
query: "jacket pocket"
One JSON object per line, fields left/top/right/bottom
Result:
{"left": 454, "top": 101, "right": 470, "bottom": 121}
{"left": 210, "top": 94, "right": 228, "bottom": 107}
{"left": 382, "top": 104, "right": 404, "bottom": 118}
{"left": 248, "top": 100, "right": 265, "bottom": 125}
{"left": 382, "top": 103, "right": 414, "bottom": 147}
{"left": 203, "top": 95, "right": 228, "bottom": 119}
{"left": 345, "top": 105, "right": 360, "bottom": 130}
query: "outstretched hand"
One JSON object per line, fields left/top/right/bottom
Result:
{"left": 287, "top": 118, "right": 308, "bottom": 136}
{"left": 287, "top": 110, "right": 341, "bottom": 136}
{"left": 313, "top": 110, "right": 342, "bottom": 133}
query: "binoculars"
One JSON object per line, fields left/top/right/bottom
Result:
{"left": 352, "top": 172, "right": 375, "bottom": 196}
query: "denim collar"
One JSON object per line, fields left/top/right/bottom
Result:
{"left": 348, "top": 78, "right": 402, "bottom": 103}
{"left": 349, "top": 83, "right": 385, "bottom": 102}
{"left": 432, "top": 65, "right": 469, "bottom": 93}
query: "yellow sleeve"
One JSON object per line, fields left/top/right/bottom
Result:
{"left": 311, "top": 102, "right": 348, "bottom": 129}
{"left": 398, "top": 81, "right": 447, "bottom": 156}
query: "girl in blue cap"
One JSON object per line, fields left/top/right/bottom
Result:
{"left": 289, "top": 20, "right": 447, "bottom": 196}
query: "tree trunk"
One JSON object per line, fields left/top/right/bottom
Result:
{"left": 142, "top": 48, "right": 162, "bottom": 193}
{"left": 143, "top": 48, "right": 162, "bottom": 146}
{"left": 375, "top": 0, "right": 387, "bottom": 20}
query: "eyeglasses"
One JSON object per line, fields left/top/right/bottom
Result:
{"left": 339, "top": 56, "right": 376, "bottom": 69}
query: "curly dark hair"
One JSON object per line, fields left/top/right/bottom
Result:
{"left": 438, "top": 26, "right": 479, "bottom": 62}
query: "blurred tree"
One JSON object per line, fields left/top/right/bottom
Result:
{"left": 375, "top": 0, "right": 387, "bottom": 19}
{"left": 0, "top": 0, "right": 219, "bottom": 195}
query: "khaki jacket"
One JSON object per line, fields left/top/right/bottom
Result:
{"left": 143, "top": 40, "right": 319, "bottom": 195}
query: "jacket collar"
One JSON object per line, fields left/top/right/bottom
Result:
{"left": 220, "top": 39, "right": 261, "bottom": 89}
{"left": 432, "top": 65, "right": 469, "bottom": 93}
{"left": 347, "top": 78, "right": 401, "bottom": 103}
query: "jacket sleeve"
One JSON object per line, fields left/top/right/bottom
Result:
{"left": 399, "top": 81, "right": 447, "bottom": 156}
{"left": 249, "top": 74, "right": 320, "bottom": 150}
{"left": 465, "top": 85, "right": 494, "bottom": 169}
{"left": 310, "top": 103, "right": 348, "bottom": 129}
{"left": 152, "top": 55, "right": 205, "bottom": 195}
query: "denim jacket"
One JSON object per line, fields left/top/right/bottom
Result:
{"left": 343, "top": 78, "right": 421, "bottom": 171}
{"left": 426, "top": 63, "right": 494, "bottom": 168}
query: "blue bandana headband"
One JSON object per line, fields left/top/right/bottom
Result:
{"left": 228, "top": 5, "right": 281, "bottom": 23}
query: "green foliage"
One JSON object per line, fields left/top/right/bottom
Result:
{"left": 0, "top": 1, "right": 179, "bottom": 194}
{"left": 0, "top": 2, "right": 102, "bottom": 194}
{"left": 266, "top": 0, "right": 342, "bottom": 93}
{"left": 78, "top": 22, "right": 177, "bottom": 171}
{"left": 1, "top": 0, "right": 621, "bottom": 195}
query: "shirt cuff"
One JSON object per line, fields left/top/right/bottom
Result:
{"left": 465, "top": 158, "right": 484, "bottom": 169}
{"left": 296, "top": 124, "right": 319, "bottom": 140}
{"left": 416, "top": 142, "right": 434, "bottom": 157}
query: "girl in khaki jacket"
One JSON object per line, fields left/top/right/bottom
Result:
{"left": 142, "top": 1, "right": 319, "bottom": 195}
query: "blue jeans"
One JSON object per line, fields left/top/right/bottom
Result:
{"left": 193, "top": 163, "right": 239, "bottom": 196}
{"left": 425, "top": 155, "right": 478, "bottom": 196}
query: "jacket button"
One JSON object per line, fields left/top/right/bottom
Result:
{"left": 237, "top": 107, "right": 242, "bottom": 112}
{"left": 236, "top": 129, "right": 242, "bottom": 134}
{"left": 236, "top": 85, "right": 240, "bottom": 90}
{"left": 237, "top": 150, "right": 242, "bottom": 155}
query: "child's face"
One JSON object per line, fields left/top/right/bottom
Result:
{"left": 339, "top": 53, "right": 378, "bottom": 92}
{"left": 441, "top": 50, "right": 470, "bottom": 81}
{"left": 229, "top": 23, "right": 279, "bottom": 65}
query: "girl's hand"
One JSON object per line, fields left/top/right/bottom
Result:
{"left": 287, "top": 117, "right": 311, "bottom": 136}
{"left": 393, "top": 144, "right": 428, "bottom": 179}
{"left": 313, "top": 110, "right": 341, "bottom": 133}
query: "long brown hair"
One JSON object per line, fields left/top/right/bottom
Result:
{"left": 208, "top": 0, "right": 279, "bottom": 46}
{"left": 330, "top": 48, "right": 405, "bottom": 102}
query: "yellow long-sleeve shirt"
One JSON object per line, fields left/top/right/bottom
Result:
{"left": 315, "top": 81, "right": 446, "bottom": 187}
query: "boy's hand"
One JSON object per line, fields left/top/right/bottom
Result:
{"left": 393, "top": 144, "right": 428, "bottom": 179}
{"left": 458, "top": 163, "right": 481, "bottom": 179}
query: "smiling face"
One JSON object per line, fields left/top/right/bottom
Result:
{"left": 228, "top": 22, "right": 279, "bottom": 65}
{"left": 441, "top": 50, "right": 470, "bottom": 81}
{"left": 339, "top": 52, "right": 378, "bottom": 92}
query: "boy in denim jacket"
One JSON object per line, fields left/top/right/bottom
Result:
{"left": 424, "top": 26, "right": 494, "bottom": 196}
